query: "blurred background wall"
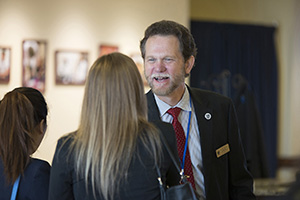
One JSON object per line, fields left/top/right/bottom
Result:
{"left": 0, "top": 0, "right": 190, "bottom": 162}
{"left": 0, "top": 0, "right": 299, "bottom": 179}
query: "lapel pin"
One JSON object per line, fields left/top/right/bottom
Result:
{"left": 204, "top": 113, "right": 212, "bottom": 120}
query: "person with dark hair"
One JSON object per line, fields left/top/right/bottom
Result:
{"left": 140, "top": 20, "right": 255, "bottom": 200}
{"left": 49, "top": 52, "right": 180, "bottom": 200}
{"left": 0, "top": 87, "right": 50, "bottom": 199}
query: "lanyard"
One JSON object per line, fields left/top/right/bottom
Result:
{"left": 10, "top": 175, "right": 20, "bottom": 200}
{"left": 180, "top": 96, "right": 192, "bottom": 176}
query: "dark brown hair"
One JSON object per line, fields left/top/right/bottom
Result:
{"left": 0, "top": 87, "right": 47, "bottom": 184}
{"left": 140, "top": 20, "right": 197, "bottom": 62}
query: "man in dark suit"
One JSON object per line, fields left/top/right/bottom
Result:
{"left": 140, "top": 20, "right": 256, "bottom": 200}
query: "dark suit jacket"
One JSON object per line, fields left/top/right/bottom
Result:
{"left": 146, "top": 86, "right": 256, "bottom": 200}
{"left": 49, "top": 121, "right": 180, "bottom": 200}
{"left": 0, "top": 158, "right": 50, "bottom": 200}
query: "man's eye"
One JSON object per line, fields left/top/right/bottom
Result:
{"left": 147, "top": 58, "right": 156, "bottom": 62}
{"left": 164, "top": 58, "right": 173, "bottom": 62}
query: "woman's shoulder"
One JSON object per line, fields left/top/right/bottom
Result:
{"left": 55, "top": 131, "right": 77, "bottom": 151}
{"left": 18, "top": 158, "right": 50, "bottom": 199}
{"left": 28, "top": 158, "right": 51, "bottom": 170}
{"left": 23, "top": 158, "right": 50, "bottom": 180}
{"left": 151, "top": 121, "right": 175, "bottom": 141}
{"left": 52, "top": 131, "right": 77, "bottom": 162}
{"left": 57, "top": 131, "right": 76, "bottom": 144}
{"left": 151, "top": 120, "right": 173, "bottom": 133}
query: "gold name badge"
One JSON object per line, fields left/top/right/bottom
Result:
{"left": 216, "top": 144, "right": 230, "bottom": 158}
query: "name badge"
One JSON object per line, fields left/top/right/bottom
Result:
{"left": 216, "top": 144, "right": 230, "bottom": 158}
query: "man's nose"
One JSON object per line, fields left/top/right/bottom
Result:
{"left": 154, "top": 60, "right": 166, "bottom": 72}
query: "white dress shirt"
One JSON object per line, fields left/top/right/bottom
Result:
{"left": 153, "top": 86, "right": 206, "bottom": 199}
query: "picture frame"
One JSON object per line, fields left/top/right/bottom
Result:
{"left": 55, "top": 50, "right": 89, "bottom": 85}
{"left": 0, "top": 47, "right": 11, "bottom": 84}
{"left": 22, "top": 39, "right": 47, "bottom": 92}
{"left": 98, "top": 44, "right": 118, "bottom": 57}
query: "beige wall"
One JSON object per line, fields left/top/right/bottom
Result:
{"left": 0, "top": 0, "right": 190, "bottom": 163}
{"left": 190, "top": 0, "right": 300, "bottom": 157}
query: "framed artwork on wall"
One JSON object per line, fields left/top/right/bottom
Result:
{"left": 0, "top": 47, "right": 11, "bottom": 84}
{"left": 55, "top": 50, "right": 88, "bottom": 85}
{"left": 98, "top": 44, "right": 118, "bottom": 57}
{"left": 22, "top": 39, "right": 47, "bottom": 92}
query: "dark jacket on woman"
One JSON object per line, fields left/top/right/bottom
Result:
{"left": 0, "top": 158, "right": 50, "bottom": 200}
{"left": 49, "top": 121, "right": 180, "bottom": 200}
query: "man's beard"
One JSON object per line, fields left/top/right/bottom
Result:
{"left": 145, "top": 69, "right": 185, "bottom": 97}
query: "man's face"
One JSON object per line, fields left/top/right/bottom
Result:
{"left": 144, "top": 35, "right": 187, "bottom": 97}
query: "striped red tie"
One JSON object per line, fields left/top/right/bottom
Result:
{"left": 167, "top": 107, "right": 196, "bottom": 190}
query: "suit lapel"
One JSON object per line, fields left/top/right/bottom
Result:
{"left": 188, "top": 87, "right": 213, "bottom": 193}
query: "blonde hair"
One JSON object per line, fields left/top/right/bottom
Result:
{"left": 72, "top": 53, "right": 161, "bottom": 199}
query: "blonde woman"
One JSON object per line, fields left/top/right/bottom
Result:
{"left": 49, "top": 53, "right": 180, "bottom": 200}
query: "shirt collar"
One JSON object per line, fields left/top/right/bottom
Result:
{"left": 154, "top": 85, "right": 191, "bottom": 117}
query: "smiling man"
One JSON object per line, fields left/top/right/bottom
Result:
{"left": 143, "top": 34, "right": 192, "bottom": 106}
{"left": 140, "top": 20, "right": 256, "bottom": 200}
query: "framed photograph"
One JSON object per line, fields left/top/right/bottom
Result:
{"left": 55, "top": 50, "right": 88, "bottom": 85}
{"left": 22, "top": 39, "right": 46, "bottom": 92}
{"left": 99, "top": 44, "right": 118, "bottom": 57}
{"left": 0, "top": 47, "right": 11, "bottom": 84}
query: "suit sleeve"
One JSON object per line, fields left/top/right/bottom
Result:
{"left": 228, "top": 101, "right": 256, "bottom": 200}
{"left": 48, "top": 137, "right": 75, "bottom": 200}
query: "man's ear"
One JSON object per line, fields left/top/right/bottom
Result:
{"left": 185, "top": 56, "right": 195, "bottom": 76}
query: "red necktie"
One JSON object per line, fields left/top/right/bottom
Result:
{"left": 167, "top": 107, "right": 196, "bottom": 190}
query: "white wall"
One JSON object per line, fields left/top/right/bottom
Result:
{"left": 0, "top": 0, "right": 190, "bottom": 163}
